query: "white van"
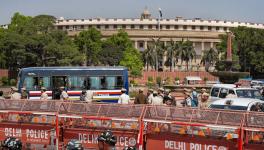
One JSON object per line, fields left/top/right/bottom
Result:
{"left": 210, "top": 84, "right": 263, "bottom": 103}
{"left": 209, "top": 98, "right": 264, "bottom": 112}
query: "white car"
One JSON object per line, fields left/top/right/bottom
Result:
{"left": 210, "top": 84, "right": 263, "bottom": 103}
{"left": 209, "top": 98, "right": 264, "bottom": 111}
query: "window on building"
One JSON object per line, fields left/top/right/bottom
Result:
{"left": 131, "top": 25, "right": 135, "bottom": 29}
{"left": 224, "top": 27, "right": 227, "bottom": 31}
{"left": 65, "top": 25, "right": 69, "bottom": 29}
{"left": 140, "top": 25, "right": 144, "bottom": 29}
{"left": 80, "top": 25, "right": 84, "bottom": 29}
{"left": 105, "top": 25, "right": 109, "bottom": 29}
{"left": 139, "top": 42, "right": 144, "bottom": 48}
{"left": 148, "top": 25, "right": 152, "bottom": 29}
{"left": 113, "top": 25, "right": 117, "bottom": 29}
{"left": 216, "top": 26, "right": 220, "bottom": 31}
{"left": 81, "top": 19, "right": 84, "bottom": 21}
{"left": 97, "top": 25, "right": 101, "bottom": 29}
{"left": 122, "top": 25, "right": 126, "bottom": 29}
{"left": 208, "top": 26, "right": 212, "bottom": 31}
{"left": 183, "top": 25, "right": 187, "bottom": 30}
{"left": 200, "top": 26, "right": 204, "bottom": 30}
{"left": 174, "top": 25, "right": 179, "bottom": 29}
{"left": 166, "top": 25, "right": 170, "bottom": 29}
{"left": 192, "top": 26, "right": 196, "bottom": 30}
{"left": 57, "top": 26, "right": 63, "bottom": 30}
{"left": 88, "top": 25, "right": 92, "bottom": 28}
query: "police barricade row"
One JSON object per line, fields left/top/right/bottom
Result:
{"left": 1, "top": 99, "right": 264, "bottom": 150}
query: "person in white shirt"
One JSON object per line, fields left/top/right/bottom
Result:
{"left": 118, "top": 88, "right": 130, "bottom": 104}
{"left": 10, "top": 87, "right": 21, "bottom": 100}
{"left": 60, "top": 86, "right": 69, "bottom": 100}
{"left": 40, "top": 87, "right": 48, "bottom": 100}
{"left": 151, "top": 91, "right": 163, "bottom": 105}
{"left": 147, "top": 89, "right": 154, "bottom": 104}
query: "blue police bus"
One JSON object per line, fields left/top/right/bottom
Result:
{"left": 17, "top": 66, "right": 129, "bottom": 102}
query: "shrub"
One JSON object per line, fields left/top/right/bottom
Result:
{"left": 148, "top": 76, "right": 153, "bottom": 82}
{"left": 9, "top": 79, "right": 17, "bottom": 86}
{"left": 175, "top": 77, "right": 180, "bottom": 81}
{"left": 156, "top": 76, "right": 162, "bottom": 86}
{"left": 1, "top": 77, "right": 8, "bottom": 86}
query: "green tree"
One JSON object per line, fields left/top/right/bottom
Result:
{"left": 176, "top": 39, "right": 196, "bottom": 71}
{"left": 120, "top": 47, "right": 143, "bottom": 78}
{"left": 165, "top": 39, "right": 179, "bottom": 71}
{"left": 105, "top": 30, "right": 133, "bottom": 50}
{"left": 200, "top": 48, "right": 218, "bottom": 72}
{"left": 143, "top": 43, "right": 155, "bottom": 71}
{"left": 75, "top": 27, "right": 102, "bottom": 66}
{"left": 99, "top": 43, "right": 123, "bottom": 66}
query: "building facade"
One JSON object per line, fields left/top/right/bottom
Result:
{"left": 54, "top": 10, "right": 264, "bottom": 71}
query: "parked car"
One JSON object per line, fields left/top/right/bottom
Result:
{"left": 209, "top": 98, "right": 264, "bottom": 112}
{"left": 210, "top": 84, "right": 263, "bottom": 103}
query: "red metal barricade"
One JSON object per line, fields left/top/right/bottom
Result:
{"left": 0, "top": 99, "right": 62, "bottom": 149}
{"left": 1, "top": 100, "right": 264, "bottom": 150}
{"left": 58, "top": 103, "right": 145, "bottom": 150}
{"left": 142, "top": 105, "right": 246, "bottom": 150}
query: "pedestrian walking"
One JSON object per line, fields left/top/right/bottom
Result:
{"left": 134, "top": 89, "right": 147, "bottom": 104}
{"left": 191, "top": 87, "right": 198, "bottom": 107}
{"left": 118, "top": 88, "right": 130, "bottom": 104}
{"left": 40, "top": 87, "right": 49, "bottom": 100}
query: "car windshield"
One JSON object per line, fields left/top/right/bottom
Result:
{"left": 210, "top": 104, "right": 248, "bottom": 111}
{"left": 236, "top": 89, "right": 263, "bottom": 100}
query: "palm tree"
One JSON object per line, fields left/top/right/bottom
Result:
{"left": 176, "top": 39, "right": 196, "bottom": 71}
{"left": 165, "top": 39, "right": 179, "bottom": 71}
{"left": 143, "top": 43, "right": 155, "bottom": 71}
{"left": 151, "top": 38, "right": 165, "bottom": 71}
{"left": 200, "top": 48, "right": 218, "bottom": 72}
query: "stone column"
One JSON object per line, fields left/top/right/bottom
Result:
{"left": 144, "top": 41, "right": 147, "bottom": 50}
{"left": 210, "top": 42, "right": 214, "bottom": 48}
{"left": 201, "top": 42, "right": 205, "bottom": 51}
{"left": 134, "top": 41, "right": 138, "bottom": 49}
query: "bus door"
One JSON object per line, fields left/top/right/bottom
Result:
{"left": 52, "top": 76, "right": 68, "bottom": 99}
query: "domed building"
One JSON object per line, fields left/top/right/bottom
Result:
{"left": 55, "top": 9, "right": 264, "bottom": 71}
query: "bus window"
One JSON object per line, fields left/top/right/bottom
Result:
{"left": 106, "top": 77, "right": 116, "bottom": 90}
{"left": 52, "top": 76, "right": 67, "bottom": 89}
{"left": 23, "top": 76, "right": 51, "bottom": 91}
{"left": 89, "top": 77, "right": 100, "bottom": 90}
{"left": 23, "top": 76, "right": 38, "bottom": 91}
{"left": 116, "top": 76, "right": 123, "bottom": 89}
{"left": 68, "top": 76, "right": 86, "bottom": 90}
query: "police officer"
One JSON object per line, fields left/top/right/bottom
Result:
{"left": 118, "top": 88, "right": 130, "bottom": 104}
{"left": 10, "top": 87, "right": 21, "bottom": 100}
{"left": 2, "top": 137, "right": 22, "bottom": 150}
{"left": 98, "top": 130, "right": 117, "bottom": 150}
{"left": 66, "top": 139, "right": 84, "bottom": 150}
{"left": 60, "top": 86, "right": 69, "bottom": 100}
{"left": 40, "top": 87, "right": 49, "bottom": 100}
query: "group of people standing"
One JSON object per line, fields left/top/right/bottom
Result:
{"left": 118, "top": 86, "right": 210, "bottom": 109}
{"left": 182, "top": 87, "right": 210, "bottom": 109}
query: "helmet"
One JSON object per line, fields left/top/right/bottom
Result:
{"left": 66, "top": 139, "right": 83, "bottom": 150}
{"left": 124, "top": 147, "right": 137, "bottom": 150}
{"left": 3, "top": 137, "right": 22, "bottom": 150}
{"left": 98, "top": 130, "right": 117, "bottom": 146}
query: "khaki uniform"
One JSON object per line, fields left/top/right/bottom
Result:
{"left": 198, "top": 101, "right": 209, "bottom": 109}
{"left": 40, "top": 92, "right": 49, "bottom": 100}
{"left": 11, "top": 92, "right": 21, "bottom": 100}
{"left": 135, "top": 93, "right": 147, "bottom": 104}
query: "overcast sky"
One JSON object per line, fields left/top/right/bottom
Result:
{"left": 1, "top": 0, "right": 264, "bottom": 24}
